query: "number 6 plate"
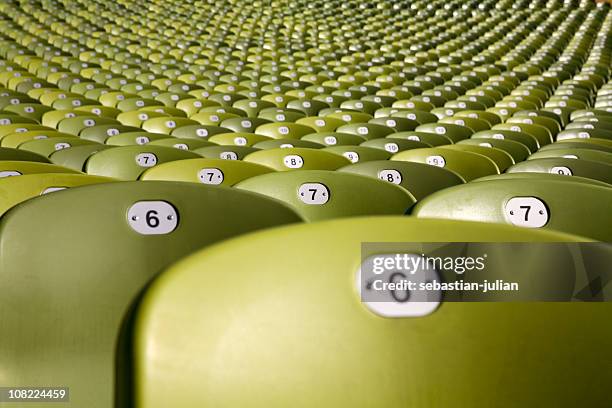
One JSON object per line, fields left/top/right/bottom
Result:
{"left": 127, "top": 201, "right": 178, "bottom": 235}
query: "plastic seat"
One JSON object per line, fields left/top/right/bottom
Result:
{"left": 360, "top": 138, "right": 428, "bottom": 155}
{"left": 255, "top": 122, "right": 314, "bottom": 139}
{"left": 253, "top": 139, "right": 324, "bottom": 150}
{"left": 0, "top": 113, "right": 39, "bottom": 126}
{"left": 0, "top": 146, "right": 51, "bottom": 163}
{"left": 257, "top": 108, "right": 306, "bottom": 123}
{"left": 470, "top": 173, "right": 611, "bottom": 189}
{"left": 391, "top": 147, "right": 500, "bottom": 181}
{"left": 0, "top": 124, "right": 50, "bottom": 141}
{"left": 322, "top": 146, "right": 392, "bottom": 163}
{"left": 18, "top": 136, "right": 101, "bottom": 157}
{"left": 556, "top": 128, "right": 612, "bottom": 142}
{"left": 506, "top": 116, "right": 561, "bottom": 137}
{"left": 413, "top": 179, "right": 612, "bottom": 240}
{"left": 236, "top": 170, "right": 415, "bottom": 221}
{"left": 471, "top": 129, "right": 539, "bottom": 153}
{"left": 233, "top": 99, "right": 276, "bottom": 117}
{"left": 116, "top": 110, "right": 168, "bottom": 127}
{"left": 507, "top": 158, "right": 612, "bottom": 185}
{"left": 414, "top": 123, "right": 473, "bottom": 143}
{"left": 441, "top": 144, "right": 515, "bottom": 171}
{"left": 208, "top": 132, "right": 271, "bottom": 147}
{"left": 335, "top": 123, "right": 395, "bottom": 140}
{"left": 105, "top": 132, "right": 172, "bottom": 146}
{"left": 339, "top": 160, "right": 464, "bottom": 200}
{"left": 0, "top": 161, "right": 79, "bottom": 177}
{"left": 326, "top": 110, "right": 373, "bottom": 124}
{"left": 376, "top": 109, "right": 438, "bottom": 125}
{"left": 189, "top": 112, "right": 239, "bottom": 126}
{"left": 296, "top": 116, "right": 346, "bottom": 132}
{"left": 387, "top": 131, "right": 451, "bottom": 146}
{"left": 527, "top": 149, "right": 612, "bottom": 165}
{"left": 0, "top": 181, "right": 301, "bottom": 408}
{"left": 243, "top": 148, "right": 351, "bottom": 171}
{"left": 0, "top": 173, "right": 114, "bottom": 216}
{"left": 132, "top": 217, "right": 610, "bottom": 407}
{"left": 439, "top": 116, "right": 491, "bottom": 132}
{"left": 170, "top": 124, "right": 231, "bottom": 140}
{"left": 301, "top": 132, "right": 365, "bottom": 147}
{"left": 456, "top": 139, "right": 527, "bottom": 165}
{"left": 3, "top": 103, "right": 52, "bottom": 122}
{"left": 142, "top": 117, "right": 200, "bottom": 134}
{"left": 285, "top": 99, "right": 328, "bottom": 116}
{"left": 145, "top": 138, "right": 215, "bottom": 151}
{"left": 538, "top": 140, "right": 612, "bottom": 154}
{"left": 85, "top": 145, "right": 200, "bottom": 180}
{"left": 491, "top": 123, "right": 553, "bottom": 146}
{"left": 220, "top": 117, "right": 271, "bottom": 133}
{"left": 56, "top": 116, "right": 121, "bottom": 135}
{"left": 140, "top": 158, "right": 274, "bottom": 185}
{"left": 368, "top": 116, "right": 419, "bottom": 132}
{"left": 0, "top": 130, "right": 76, "bottom": 148}
{"left": 49, "top": 144, "right": 115, "bottom": 171}
{"left": 193, "top": 145, "right": 259, "bottom": 160}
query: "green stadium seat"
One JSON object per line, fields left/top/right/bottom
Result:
{"left": 491, "top": 123, "right": 553, "bottom": 146}
{"left": 301, "top": 132, "right": 364, "bottom": 147}
{"left": 391, "top": 147, "right": 500, "bottom": 181}
{"left": 0, "top": 160, "right": 79, "bottom": 177}
{"left": 236, "top": 170, "right": 415, "bottom": 221}
{"left": 142, "top": 116, "right": 199, "bottom": 134}
{"left": 441, "top": 144, "right": 515, "bottom": 171}
{"left": 0, "top": 173, "right": 114, "bottom": 216}
{"left": 220, "top": 117, "right": 271, "bottom": 133}
{"left": 323, "top": 145, "right": 392, "bottom": 163}
{"left": 17, "top": 135, "right": 100, "bottom": 156}
{"left": 456, "top": 138, "right": 530, "bottom": 162}
{"left": 0, "top": 181, "right": 301, "bottom": 408}
{"left": 105, "top": 132, "right": 172, "bottom": 146}
{"left": 132, "top": 217, "right": 610, "bottom": 407}
{"left": 295, "top": 116, "right": 345, "bottom": 132}
{"left": 0, "top": 129, "right": 75, "bottom": 148}
{"left": 140, "top": 158, "right": 274, "bottom": 185}
{"left": 413, "top": 179, "right": 611, "bottom": 240}
{"left": 255, "top": 122, "right": 314, "bottom": 139}
{"left": 527, "top": 149, "right": 612, "bottom": 165}
{"left": 338, "top": 160, "right": 464, "bottom": 200}
{"left": 360, "top": 138, "right": 428, "bottom": 154}
{"left": 193, "top": 145, "right": 259, "bottom": 160}
{"left": 244, "top": 147, "right": 351, "bottom": 170}
{"left": 334, "top": 122, "right": 394, "bottom": 140}
{"left": 471, "top": 129, "right": 539, "bottom": 153}
{"left": 85, "top": 145, "right": 200, "bottom": 180}
{"left": 253, "top": 139, "right": 324, "bottom": 150}
{"left": 507, "top": 158, "right": 612, "bottom": 185}
{"left": 414, "top": 123, "right": 473, "bottom": 143}
{"left": 170, "top": 124, "right": 231, "bottom": 140}
{"left": 57, "top": 115, "right": 121, "bottom": 135}
{"left": 386, "top": 131, "right": 451, "bottom": 146}
{"left": 49, "top": 144, "right": 115, "bottom": 171}
{"left": 556, "top": 128, "right": 612, "bottom": 141}
{"left": 0, "top": 146, "right": 51, "bottom": 163}
{"left": 472, "top": 173, "right": 612, "bottom": 189}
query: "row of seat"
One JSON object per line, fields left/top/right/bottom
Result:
{"left": 0, "top": 0, "right": 610, "bottom": 407}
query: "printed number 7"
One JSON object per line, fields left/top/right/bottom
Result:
{"left": 308, "top": 188, "right": 317, "bottom": 200}
{"left": 520, "top": 205, "right": 531, "bottom": 221}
